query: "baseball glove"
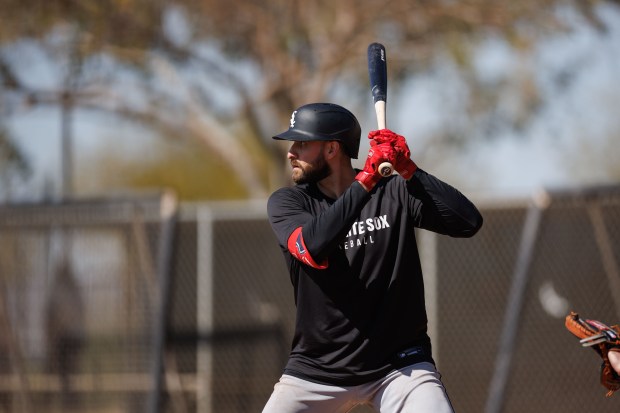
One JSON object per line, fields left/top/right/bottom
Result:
{"left": 565, "top": 311, "right": 620, "bottom": 397}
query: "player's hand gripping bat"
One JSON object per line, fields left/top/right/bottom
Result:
{"left": 367, "top": 42, "right": 393, "bottom": 176}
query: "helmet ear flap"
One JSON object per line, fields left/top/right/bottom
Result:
{"left": 347, "top": 132, "right": 361, "bottom": 159}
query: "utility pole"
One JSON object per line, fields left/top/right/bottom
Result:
{"left": 60, "top": 90, "right": 73, "bottom": 199}
{"left": 60, "top": 28, "right": 82, "bottom": 200}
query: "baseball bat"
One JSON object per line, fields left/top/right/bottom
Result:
{"left": 367, "top": 42, "right": 393, "bottom": 176}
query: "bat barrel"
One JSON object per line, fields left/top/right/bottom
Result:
{"left": 367, "top": 43, "right": 387, "bottom": 103}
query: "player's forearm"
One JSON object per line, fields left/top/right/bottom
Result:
{"left": 301, "top": 182, "right": 370, "bottom": 261}
{"left": 610, "top": 349, "right": 620, "bottom": 376}
{"left": 408, "top": 169, "right": 483, "bottom": 237}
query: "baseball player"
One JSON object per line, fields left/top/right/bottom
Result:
{"left": 263, "top": 103, "right": 483, "bottom": 413}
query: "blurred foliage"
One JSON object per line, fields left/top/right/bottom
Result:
{"left": 0, "top": 0, "right": 618, "bottom": 199}
{"left": 0, "top": 0, "right": 162, "bottom": 49}
{"left": 77, "top": 136, "right": 248, "bottom": 200}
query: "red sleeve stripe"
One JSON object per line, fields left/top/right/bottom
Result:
{"left": 287, "top": 227, "right": 328, "bottom": 269}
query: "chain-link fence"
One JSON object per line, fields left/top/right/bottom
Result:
{"left": 168, "top": 201, "right": 293, "bottom": 413}
{"left": 1, "top": 185, "right": 619, "bottom": 412}
{"left": 436, "top": 185, "right": 620, "bottom": 413}
{"left": 0, "top": 192, "right": 178, "bottom": 413}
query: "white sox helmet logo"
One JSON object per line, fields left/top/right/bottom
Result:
{"left": 289, "top": 110, "right": 297, "bottom": 128}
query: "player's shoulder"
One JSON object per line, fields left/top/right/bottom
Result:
{"left": 269, "top": 183, "right": 311, "bottom": 199}
{"left": 268, "top": 184, "right": 312, "bottom": 209}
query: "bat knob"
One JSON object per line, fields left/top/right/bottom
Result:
{"left": 378, "top": 162, "right": 393, "bottom": 177}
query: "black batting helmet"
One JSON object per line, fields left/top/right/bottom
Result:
{"left": 273, "top": 103, "right": 362, "bottom": 159}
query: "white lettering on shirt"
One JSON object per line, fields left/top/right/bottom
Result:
{"left": 343, "top": 214, "right": 390, "bottom": 250}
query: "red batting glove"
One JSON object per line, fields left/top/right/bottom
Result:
{"left": 368, "top": 129, "right": 400, "bottom": 145}
{"left": 355, "top": 142, "right": 396, "bottom": 191}
{"left": 393, "top": 141, "right": 417, "bottom": 180}
{"left": 368, "top": 129, "right": 417, "bottom": 180}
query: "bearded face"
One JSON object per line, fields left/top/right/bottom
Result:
{"left": 288, "top": 141, "right": 332, "bottom": 184}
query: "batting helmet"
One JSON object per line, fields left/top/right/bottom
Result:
{"left": 273, "top": 103, "right": 362, "bottom": 159}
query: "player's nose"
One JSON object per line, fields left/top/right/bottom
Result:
{"left": 287, "top": 143, "right": 299, "bottom": 159}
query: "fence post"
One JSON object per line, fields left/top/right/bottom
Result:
{"left": 146, "top": 190, "right": 179, "bottom": 413}
{"left": 484, "top": 190, "right": 550, "bottom": 413}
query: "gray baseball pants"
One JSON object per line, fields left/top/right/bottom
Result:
{"left": 262, "top": 362, "right": 455, "bottom": 413}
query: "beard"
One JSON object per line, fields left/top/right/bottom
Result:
{"left": 292, "top": 152, "right": 331, "bottom": 184}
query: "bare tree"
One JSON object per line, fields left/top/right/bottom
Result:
{"left": 0, "top": 0, "right": 617, "bottom": 197}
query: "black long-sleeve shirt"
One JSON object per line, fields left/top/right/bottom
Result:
{"left": 267, "top": 169, "right": 483, "bottom": 385}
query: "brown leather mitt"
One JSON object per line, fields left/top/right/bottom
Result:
{"left": 565, "top": 311, "right": 620, "bottom": 397}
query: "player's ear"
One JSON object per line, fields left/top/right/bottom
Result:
{"left": 326, "top": 141, "right": 340, "bottom": 159}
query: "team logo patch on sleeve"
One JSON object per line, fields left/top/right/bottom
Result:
{"left": 287, "top": 227, "right": 328, "bottom": 269}
{"left": 295, "top": 231, "right": 306, "bottom": 255}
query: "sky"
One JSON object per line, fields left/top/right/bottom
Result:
{"left": 4, "top": 3, "right": 620, "bottom": 203}
{"left": 388, "top": 3, "right": 620, "bottom": 198}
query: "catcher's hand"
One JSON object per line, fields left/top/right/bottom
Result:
{"left": 565, "top": 311, "right": 620, "bottom": 397}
